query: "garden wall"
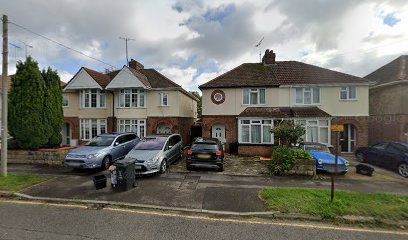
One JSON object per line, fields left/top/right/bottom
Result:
{"left": 287, "top": 159, "right": 316, "bottom": 176}
{"left": 0, "top": 148, "right": 73, "bottom": 165}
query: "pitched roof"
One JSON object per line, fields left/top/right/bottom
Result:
{"left": 126, "top": 66, "right": 152, "bottom": 88}
{"left": 365, "top": 55, "right": 408, "bottom": 85}
{"left": 199, "top": 61, "right": 369, "bottom": 89}
{"left": 238, "top": 107, "right": 331, "bottom": 118}
{"left": 82, "top": 67, "right": 111, "bottom": 88}
{"left": 139, "top": 69, "right": 180, "bottom": 88}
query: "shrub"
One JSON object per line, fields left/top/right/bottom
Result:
{"left": 271, "top": 121, "right": 306, "bottom": 147}
{"left": 268, "top": 146, "right": 312, "bottom": 176}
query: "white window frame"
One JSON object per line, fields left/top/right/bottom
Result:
{"left": 117, "top": 119, "right": 146, "bottom": 137}
{"left": 242, "top": 88, "right": 266, "bottom": 105}
{"left": 238, "top": 119, "right": 273, "bottom": 144}
{"left": 79, "top": 119, "right": 107, "bottom": 140}
{"left": 80, "top": 89, "right": 106, "bottom": 108}
{"left": 340, "top": 86, "right": 357, "bottom": 100}
{"left": 294, "top": 118, "right": 331, "bottom": 145}
{"left": 62, "top": 95, "right": 69, "bottom": 107}
{"left": 160, "top": 92, "right": 169, "bottom": 106}
{"left": 119, "top": 89, "right": 145, "bottom": 108}
{"left": 294, "top": 87, "right": 320, "bottom": 105}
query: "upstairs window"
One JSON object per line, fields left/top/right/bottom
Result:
{"left": 295, "top": 87, "right": 320, "bottom": 105}
{"left": 243, "top": 88, "right": 266, "bottom": 105}
{"left": 340, "top": 86, "right": 356, "bottom": 100}
{"left": 119, "top": 89, "right": 145, "bottom": 108}
{"left": 62, "top": 95, "right": 69, "bottom": 107}
{"left": 160, "top": 92, "right": 169, "bottom": 106}
{"left": 80, "top": 89, "right": 105, "bottom": 108}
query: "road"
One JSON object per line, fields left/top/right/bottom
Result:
{"left": 0, "top": 200, "right": 406, "bottom": 240}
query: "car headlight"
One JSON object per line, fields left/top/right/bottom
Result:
{"left": 147, "top": 154, "right": 160, "bottom": 163}
{"left": 345, "top": 160, "right": 349, "bottom": 166}
{"left": 318, "top": 159, "right": 323, "bottom": 164}
{"left": 87, "top": 152, "right": 102, "bottom": 159}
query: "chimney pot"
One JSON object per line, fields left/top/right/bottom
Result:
{"left": 128, "top": 58, "right": 144, "bottom": 70}
{"left": 262, "top": 49, "right": 276, "bottom": 65}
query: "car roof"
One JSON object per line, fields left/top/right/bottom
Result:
{"left": 193, "top": 138, "right": 220, "bottom": 144}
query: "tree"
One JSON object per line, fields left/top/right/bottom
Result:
{"left": 8, "top": 57, "right": 49, "bottom": 149}
{"left": 42, "top": 67, "right": 63, "bottom": 147}
{"left": 271, "top": 120, "right": 306, "bottom": 147}
{"left": 190, "top": 91, "right": 202, "bottom": 118}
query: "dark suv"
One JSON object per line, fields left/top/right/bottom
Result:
{"left": 186, "top": 138, "right": 224, "bottom": 172}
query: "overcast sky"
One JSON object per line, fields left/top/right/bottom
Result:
{"left": 1, "top": 0, "right": 408, "bottom": 91}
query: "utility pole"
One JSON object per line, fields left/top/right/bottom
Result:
{"left": 1, "top": 15, "right": 8, "bottom": 177}
{"left": 19, "top": 40, "right": 33, "bottom": 58}
{"left": 119, "top": 37, "right": 134, "bottom": 66}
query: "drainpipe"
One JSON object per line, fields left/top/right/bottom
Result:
{"left": 111, "top": 90, "right": 115, "bottom": 132}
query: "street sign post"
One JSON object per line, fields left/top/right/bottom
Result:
{"left": 330, "top": 124, "right": 344, "bottom": 203}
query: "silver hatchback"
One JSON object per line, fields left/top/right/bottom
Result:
{"left": 124, "top": 134, "right": 183, "bottom": 175}
{"left": 64, "top": 133, "right": 140, "bottom": 170}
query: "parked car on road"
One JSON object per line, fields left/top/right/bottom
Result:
{"left": 64, "top": 133, "right": 139, "bottom": 170}
{"left": 124, "top": 134, "right": 183, "bottom": 175}
{"left": 355, "top": 142, "right": 408, "bottom": 177}
{"left": 186, "top": 138, "right": 224, "bottom": 172}
{"left": 300, "top": 142, "right": 349, "bottom": 174}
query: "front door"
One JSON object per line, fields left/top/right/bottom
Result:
{"left": 340, "top": 124, "right": 356, "bottom": 153}
{"left": 61, "top": 123, "right": 71, "bottom": 146}
{"left": 212, "top": 125, "right": 226, "bottom": 143}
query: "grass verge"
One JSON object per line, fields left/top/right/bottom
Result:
{"left": 260, "top": 188, "right": 408, "bottom": 220}
{"left": 0, "top": 173, "right": 49, "bottom": 192}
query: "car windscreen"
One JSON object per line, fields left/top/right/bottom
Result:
{"left": 191, "top": 143, "right": 219, "bottom": 151}
{"left": 86, "top": 136, "right": 115, "bottom": 147}
{"left": 134, "top": 138, "right": 166, "bottom": 150}
{"left": 304, "top": 144, "right": 330, "bottom": 153}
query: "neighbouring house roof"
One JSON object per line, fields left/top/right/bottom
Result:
{"left": 199, "top": 61, "right": 369, "bottom": 89}
{"left": 238, "top": 107, "right": 331, "bottom": 118}
{"left": 82, "top": 67, "right": 111, "bottom": 88}
{"left": 365, "top": 55, "right": 408, "bottom": 86}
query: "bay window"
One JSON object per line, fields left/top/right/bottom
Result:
{"left": 118, "top": 119, "right": 146, "bottom": 137}
{"left": 239, "top": 119, "right": 273, "bottom": 144}
{"left": 243, "top": 88, "right": 266, "bottom": 105}
{"left": 80, "top": 89, "right": 105, "bottom": 108}
{"left": 80, "top": 119, "right": 107, "bottom": 140}
{"left": 340, "top": 86, "right": 356, "bottom": 100}
{"left": 295, "top": 87, "right": 320, "bottom": 105}
{"left": 295, "top": 119, "right": 330, "bottom": 145}
{"left": 119, "top": 89, "right": 145, "bottom": 108}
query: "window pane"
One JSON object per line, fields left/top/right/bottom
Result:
{"left": 250, "top": 92, "right": 258, "bottom": 105}
{"left": 243, "top": 89, "right": 249, "bottom": 104}
{"left": 259, "top": 89, "right": 266, "bottom": 104}
{"left": 91, "top": 120, "right": 98, "bottom": 138}
{"left": 307, "top": 126, "right": 318, "bottom": 142}
{"left": 125, "top": 94, "right": 130, "bottom": 107}
{"left": 340, "top": 87, "right": 347, "bottom": 99}
{"left": 312, "top": 88, "right": 320, "bottom": 103}
{"left": 132, "top": 92, "right": 138, "bottom": 107}
{"left": 263, "top": 125, "right": 271, "bottom": 143}
{"left": 295, "top": 88, "right": 303, "bottom": 104}
{"left": 349, "top": 86, "right": 356, "bottom": 99}
{"left": 319, "top": 120, "right": 328, "bottom": 126}
{"left": 241, "top": 125, "right": 249, "bottom": 142}
{"left": 241, "top": 120, "right": 250, "bottom": 124}
{"left": 139, "top": 92, "right": 145, "bottom": 107}
{"left": 320, "top": 127, "right": 328, "bottom": 144}
{"left": 99, "top": 94, "right": 105, "bottom": 107}
{"left": 304, "top": 90, "right": 311, "bottom": 104}
{"left": 251, "top": 125, "right": 261, "bottom": 143}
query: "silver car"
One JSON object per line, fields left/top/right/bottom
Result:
{"left": 124, "top": 134, "right": 183, "bottom": 175}
{"left": 64, "top": 133, "right": 140, "bottom": 169}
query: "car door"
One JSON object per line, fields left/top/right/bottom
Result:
{"left": 111, "top": 135, "right": 126, "bottom": 160}
{"left": 171, "top": 135, "right": 182, "bottom": 162}
{"left": 122, "top": 134, "right": 137, "bottom": 155}
{"left": 365, "top": 143, "right": 387, "bottom": 166}
{"left": 383, "top": 143, "right": 405, "bottom": 170}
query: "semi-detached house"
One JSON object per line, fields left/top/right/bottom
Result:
{"left": 62, "top": 59, "right": 198, "bottom": 146}
{"left": 199, "top": 50, "right": 370, "bottom": 156}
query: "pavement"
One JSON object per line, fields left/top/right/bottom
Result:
{"left": 7, "top": 162, "right": 408, "bottom": 213}
{"left": 0, "top": 200, "right": 406, "bottom": 240}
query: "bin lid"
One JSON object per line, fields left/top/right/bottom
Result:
{"left": 114, "top": 158, "right": 136, "bottom": 167}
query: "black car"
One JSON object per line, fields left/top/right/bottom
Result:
{"left": 186, "top": 138, "right": 224, "bottom": 172}
{"left": 355, "top": 142, "right": 408, "bottom": 177}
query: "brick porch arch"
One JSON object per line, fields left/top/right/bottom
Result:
{"left": 331, "top": 116, "right": 369, "bottom": 151}
{"left": 63, "top": 117, "right": 79, "bottom": 140}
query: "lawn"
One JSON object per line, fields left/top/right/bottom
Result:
{"left": 260, "top": 188, "right": 408, "bottom": 220}
{"left": 0, "top": 174, "right": 49, "bottom": 192}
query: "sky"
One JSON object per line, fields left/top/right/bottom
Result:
{"left": 1, "top": 0, "right": 408, "bottom": 91}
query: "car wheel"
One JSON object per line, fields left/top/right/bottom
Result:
{"left": 101, "top": 156, "right": 111, "bottom": 170}
{"left": 356, "top": 152, "right": 364, "bottom": 162}
{"left": 217, "top": 165, "right": 224, "bottom": 172}
{"left": 186, "top": 164, "right": 192, "bottom": 171}
{"left": 398, "top": 163, "right": 408, "bottom": 178}
{"left": 159, "top": 160, "right": 167, "bottom": 174}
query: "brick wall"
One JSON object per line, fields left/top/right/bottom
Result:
{"left": 202, "top": 115, "right": 238, "bottom": 152}
{"left": 147, "top": 117, "right": 194, "bottom": 145}
{"left": 63, "top": 117, "right": 79, "bottom": 140}
{"left": 238, "top": 145, "right": 272, "bottom": 157}
{"left": 369, "top": 114, "right": 408, "bottom": 145}
{"left": 331, "top": 116, "right": 369, "bottom": 150}
{"left": 2, "top": 149, "right": 71, "bottom": 165}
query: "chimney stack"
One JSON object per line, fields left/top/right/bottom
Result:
{"left": 128, "top": 58, "right": 144, "bottom": 70}
{"left": 262, "top": 49, "right": 276, "bottom": 65}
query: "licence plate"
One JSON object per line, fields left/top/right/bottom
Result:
{"left": 135, "top": 165, "right": 142, "bottom": 170}
{"left": 196, "top": 154, "right": 211, "bottom": 159}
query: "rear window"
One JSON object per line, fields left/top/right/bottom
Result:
{"left": 192, "top": 143, "right": 219, "bottom": 151}
{"left": 134, "top": 138, "right": 166, "bottom": 150}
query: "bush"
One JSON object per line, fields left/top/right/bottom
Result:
{"left": 268, "top": 146, "right": 312, "bottom": 176}
{"left": 271, "top": 121, "right": 306, "bottom": 147}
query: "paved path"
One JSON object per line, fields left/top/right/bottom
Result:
{"left": 0, "top": 200, "right": 406, "bottom": 240}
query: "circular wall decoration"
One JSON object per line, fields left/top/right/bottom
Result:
{"left": 211, "top": 90, "right": 225, "bottom": 104}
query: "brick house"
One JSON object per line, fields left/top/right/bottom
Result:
{"left": 62, "top": 59, "right": 198, "bottom": 146}
{"left": 199, "top": 50, "right": 370, "bottom": 156}
{"left": 365, "top": 55, "right": 408, "bottom": 144}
